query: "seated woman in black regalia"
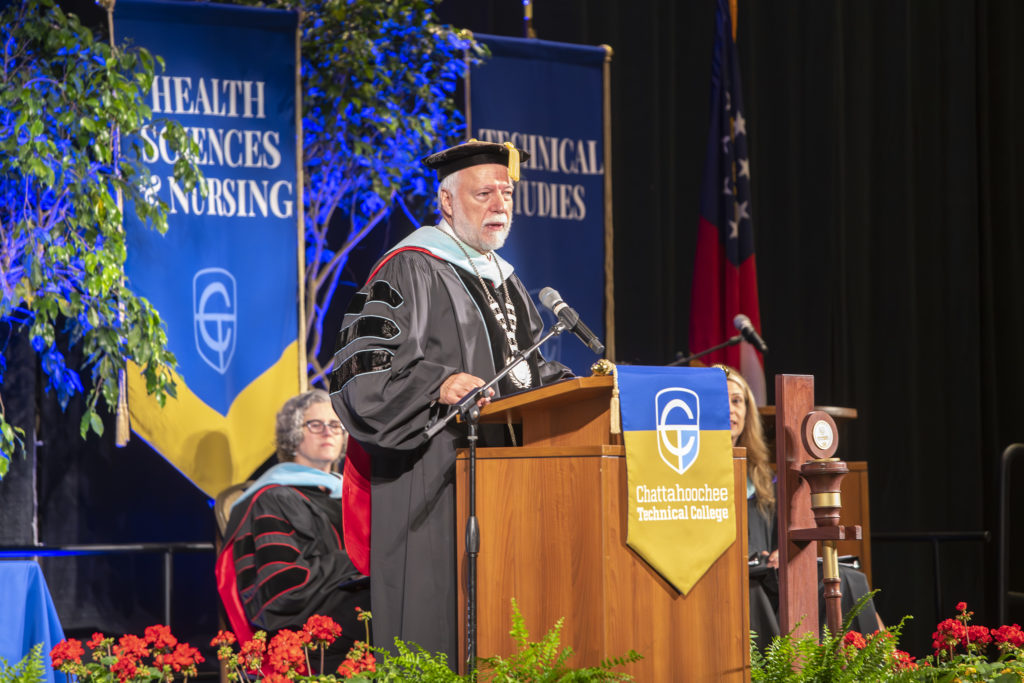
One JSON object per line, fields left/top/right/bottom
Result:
{"left": 718, "top": 364, "right": 882, "bottom": 650}
{"left": 222, "top": 389, "right": 370, "bottom": 672}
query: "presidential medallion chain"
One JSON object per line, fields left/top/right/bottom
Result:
{"left": 437, "top": 227, "right": 533, "bottom": 389}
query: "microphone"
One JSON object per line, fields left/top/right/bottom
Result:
{"left": 733, "top": 314, "right": 768, "bottom": 354}
{"left": 539, "top": 287, "right": 605, "bottom": 355}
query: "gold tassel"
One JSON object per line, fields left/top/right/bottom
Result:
{"left": 506, "top": 413, "right": 517, "bottom": 448}
{"left": 115, "top": 367, "right": 130, "bottom": 446}
{"left": 502, "top": 141, "right": 521, "bottom": 182}
{"left": 591, "top": 359, "right": 621, "bottom": 434}
{"left": 610, "top": 369, "right": 621, "bottom": 435}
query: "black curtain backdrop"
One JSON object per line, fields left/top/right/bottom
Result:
{"left": 7, "top": 0, "right": 1021, "bottom": 663}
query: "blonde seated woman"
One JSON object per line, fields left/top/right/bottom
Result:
{"left": 719, "top": 365, "right": 881, "bottom": 650}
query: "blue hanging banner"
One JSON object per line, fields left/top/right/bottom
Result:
{"left": 115, "top": 1, "right": 302, "bottom": 498}
{"left": 468, "top": 35, "right": 612, "bottom": 374}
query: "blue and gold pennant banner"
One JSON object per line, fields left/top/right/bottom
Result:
{"left": 115, "top": 1, "right": 302, "bottom": 498}
{"left": 618, "top": 366, "right": 736, "bottom": 594}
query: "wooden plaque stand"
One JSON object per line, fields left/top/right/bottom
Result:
{"left": 759, "top": 405, "right": 872, "bottom": 586}
{"left": 774, "top": 375, "right": 862, "bottom": 638}
{"left": 455, "top": 375, "right": 750, "bottom": 681}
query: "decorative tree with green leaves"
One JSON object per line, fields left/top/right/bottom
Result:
{"left": 0, "top": 0, "right": 201, "bottom": 476}
{"left": 229, "top": 0, "right": 482, "bottom": 384}
{"left": 0, "top": 0, "right": 476, "bottom": 476}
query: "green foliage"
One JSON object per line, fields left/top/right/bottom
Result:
{"left": 914, "top": 660, "right": 1024, "bottom": 682}
{"left": 335, "top": 599, "right": 640, "bottom": 681}
{"left": 0, "top": 644, "right": 45, "bottom": 683}
{"left": 357, "top": 639, "right": 465, "bottom": 682}
{"left": 0, "top": 0, "right": 202, "bottom": 472}
{"left": 475, "top": 599, "right": 641, "bottom": 682}
{"left": 224, "top": 0, "right": 483, "bottom": 383}
{"left": 750, "top": 593, "right": 917, "bottom": 683}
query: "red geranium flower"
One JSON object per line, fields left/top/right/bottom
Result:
{"left": 893, "top": 649, "right": 917, "bottom": 670}
{"left": 956, "top": 601, "right": 968, "bottom": 612}
{"left": 303, "top": 614, "right": 342, "bottom": 645}
{"left": 967, "top": 624, "right": 992, "bottom": 646}
{"left": 110, "top": 656, "right": 138, "bottom": 683}
{"left": 239, "top": 637, "right": 267, "bottom": 670}
{"left": 842, "top": 631, "right": 866, "bottom": 650}
{"left": 113, "top": 633, "right": 150, "bottom": 661}
{"left": 49, "top": 639, "right": 84, "bottom": 669}
{"left": 336, "top": 643, "right": 376, "bottom": 678}
{"left": 155, "top": 642, "right": 204, "bottom": 674}
{"left": 337, "top": 659, "right": 358, "bottom": 679}
{"left": 267, "top": 629, "right": 308, "bottom": 675}
{"left": 144, "top": 624, "right": 177, "bottom": 652}
{"left": 210, "top": 630, "right": 237, "bottom": 648}
{"left": 86, "top": 632, "right": 107, "bottom": 651}
{"left": 993, "top": 623, "right": 1024, "bottom": 649}
{"left": 932, "top": 617, "right": 968, "bottom": 654}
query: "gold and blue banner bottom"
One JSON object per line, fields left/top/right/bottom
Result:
{"left": 126, "top": 342, "right": 299, "bottom": 498}
{"left": 618, "top": 366, "right": 735, "bottom": 594}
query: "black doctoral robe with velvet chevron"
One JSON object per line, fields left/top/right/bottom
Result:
{"left": 329, "top": 237, "right": 571, "bottom": 662}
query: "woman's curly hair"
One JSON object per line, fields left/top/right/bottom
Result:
{"left": 274, "top": 389, "right": 333, "bottom": 463}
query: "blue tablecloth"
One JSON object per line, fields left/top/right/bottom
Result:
{"left": 0, "top": 561, "right": 65, "bottom": 683}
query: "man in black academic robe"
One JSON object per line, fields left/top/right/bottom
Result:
{"left": 329, "top": 141, "right": 573, "bottom": 663}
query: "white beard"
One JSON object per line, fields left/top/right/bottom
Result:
{"left": 450, "top": 209, "right": 512, "bottom": 253}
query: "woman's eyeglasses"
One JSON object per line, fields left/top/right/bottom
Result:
{"left": 303, "top": 419, "right": 345, "bottom": 435}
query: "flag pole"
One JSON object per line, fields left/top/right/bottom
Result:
{"left": 295, "top": 15, "right": 308, "bottom": 392}
{"left": 601, "top": 44, "right": 615, "bottom": 361}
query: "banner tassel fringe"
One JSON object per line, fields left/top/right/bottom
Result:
{"left": 610, "top": 369, "right": 621, "bottom": 435}
{"left": 115, "top": 368, "right": 130, "bottom": 447}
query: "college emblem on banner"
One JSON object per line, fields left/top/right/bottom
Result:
{"left": 193, "top": 268, "right": 238, "bottom": 375}
{"left": 619, "top": 366, "right": 736, "bottom": 594}
{"left": 655, "top": 387, "right": 700, "bottom": 475}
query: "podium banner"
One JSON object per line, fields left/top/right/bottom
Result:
{"left": 115, "top": 1, "right": 301, "bottom": 497}
{"left": 618, "top": 365, "right": 735, "bottom": 594}
{"left": 468, "top": 35, "right": 610, "bottom": 375}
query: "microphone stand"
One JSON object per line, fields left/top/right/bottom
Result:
{"left": 667, "top": 334, "right": 743, "bottom": 366}
{"left": 422, "top": 321, "right": 568, "bottom": 676}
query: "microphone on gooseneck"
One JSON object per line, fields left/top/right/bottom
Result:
{"left": 733, "top": 313, "right": 768, "bottom": 354}
{"left": 539, "top": 287, "right": 605, "bottom": 355}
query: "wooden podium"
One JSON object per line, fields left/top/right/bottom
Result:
{"left": 455, "top": 375, "right": 751, "bottom": 681}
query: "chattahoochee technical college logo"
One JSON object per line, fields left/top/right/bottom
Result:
{"left": 655, "top": 387, "right": 701, "bottom": 475}
{"left": 193, "top": 267, "right": 237, "bottom": 375}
